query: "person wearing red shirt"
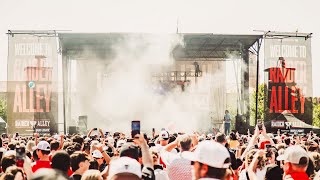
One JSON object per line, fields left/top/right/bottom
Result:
{"left": 32, "top": 141, "right": 52, "bottom": 173}
{"left": 277, "top": 145, "right": 310, "bottom": 180}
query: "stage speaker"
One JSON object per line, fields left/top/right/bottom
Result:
{"left": 235, "top": 114, "right": 247, "bottom": 134}
{"left": 68, "top": 126, "right": 79, "bottom": 134}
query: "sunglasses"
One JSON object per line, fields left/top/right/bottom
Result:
{"left": 191, "top": 161, "right": 203, "bottom": 166}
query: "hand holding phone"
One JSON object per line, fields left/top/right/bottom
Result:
{"left": 131, "top": 120, "right": 140, "bottom": 138}
{"left": 93, "top": 128, "right": 97, "bottom": 131}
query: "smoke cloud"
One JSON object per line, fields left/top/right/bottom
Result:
{"left": 70, "top": 34, "right": 227, "bottom": 135}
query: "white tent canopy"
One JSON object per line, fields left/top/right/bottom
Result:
{"left": 0, "top": 116, "right": 5, "bottom": 124}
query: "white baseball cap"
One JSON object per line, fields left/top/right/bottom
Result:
{"left": 92, "top": 150, "right": 103, "bottom": 159}
{"left": 160, "top": 130, "right": 169, "bottom": 140}
{"left": 277, "top": 145, "right": 309, "bottom": 164}
{"left": 106, "top": 137, "right": 115, "bottom": 145}
{"left": 53, "top": 134, "right": 60, "bottom": 140}
{"left": 108, "top": 157, "right": 142, "bottom": 180}
{"left": 116, "top": 140, "right": 126, "bottom": 148}
{"left": 183, "top": 141, "right": 231, "bottom": 168}
{"left": 37, "top": 141, "right": 50, "bottom": 151}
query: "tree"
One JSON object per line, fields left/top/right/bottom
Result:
{"left": 250, "top": 84, "right": 265, "bottom": 125}
{"left": 313, "top": 98, "right": 320, "bottom": 127}
{"left": 0, "top": 96, "right": 7, "bottom": 122}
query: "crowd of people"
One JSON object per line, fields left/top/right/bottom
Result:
{"left": 0, "top": 124, "right": 320, "bottom": 180}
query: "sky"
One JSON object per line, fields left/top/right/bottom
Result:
{"left": 0, "top": 0, "right": 319, "bottom": 96}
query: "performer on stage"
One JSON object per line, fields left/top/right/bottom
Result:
{"left": 224, "top": 110, "right": 231, "bottom": 135}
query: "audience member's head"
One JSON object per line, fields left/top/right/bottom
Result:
{"left": 1, "top": 154, "right": 16, "bottom": 172}
{"left": 51, "top": 150, "right": 71, "bottom": 174}
{"left": 215, "top": 133, "right": 227, "bottom": 145}
{"left": 277, "top": 145, "right": 309, "bottom": 175}
{"left": 70, "top": 151, "right": 90, "bottom": 173}
{"left": 81, "top": 169, "right": 103, "bottom": 180}
{"left": 108, "top": 157, "right": 142, "bottom": 180}
{"left": 50, "top": 141, "right": 60, "bottom": 151}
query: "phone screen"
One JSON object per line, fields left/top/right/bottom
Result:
{"left": 16, "top": 147, "right": 25, "bottom": 167}
{"left": 265, "top": 144, "right": 272, "bottom": 149}
{"left": 257, "top": 121, "right": 262, "bottom": 130}
{"left": 131, "top": 120, "right": 140, "bottom": 138}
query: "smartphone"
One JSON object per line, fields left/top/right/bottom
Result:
{"left": 93, "top": 128, "right": 97, "bottom": 131}
{"left": 265, "top": 143, "right": 273, "bottom": 158}
{"left": 16, "top": 146, "right": 26, "bottom": 167}
{"left": 265, "top": 144, "right": 272, "bottom": 149}
{"left": 131, "top": 120, "right": 141, "bottom": 138}
{"left": 152, "top": 128, "right": 155, "bottom": 133}
{"left": 257, "top": 121, "right": 262, "bottom": 130}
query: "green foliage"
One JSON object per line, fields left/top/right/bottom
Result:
{"left": 313, "top": 98, "right": 320, "bottom": 127}
{"left": 0, "top": 96, "right": 7, "bottom": 122}
{"left": 250, "top": 84, "right": 265, "bottom": 125}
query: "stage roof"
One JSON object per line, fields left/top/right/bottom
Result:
{"left": 58, "top": 33, "right": 262, "bottom": 59}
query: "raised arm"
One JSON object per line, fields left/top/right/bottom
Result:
{"left": 247, "top": 150, "right": 264, "bottom": 180}
{"left": 134, "top": 134, "right": 153, "bottom": 168}
{"left": 96, "top": 144, "right": 111, "bottom": 164}
{"left": 99, "top": 128, "right": 105, "bottom": 138}
{"left": 261, "top": 124, "right": 275, "bottom": 146}
{"left": 59, "top": 134, "right": 64, "bottom": 149}
{"left": 163, "top": 138, "right": 179, "bottom": 152}
{"left": 240, "top": 125, "right": 259, "bottom": 160}
{"left": 87, "top": 128, "right": 94, "bottom": 137}
{"left": 34, "top": 133, "right": 38, "bottom": 145}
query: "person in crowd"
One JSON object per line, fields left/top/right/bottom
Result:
{"left": 107, "top": 157, "right": 142, "bottom": 180}
{"left": 91, "top": 150, "right": 106, "bottom": 172}
{"left": 215, "top": 133, "right": 237, "bottom": 172}
{"left": 228, "top": 132, "right": 240, "bottom": 149}
{"left": 239, "top": 149, "right": 267, "bottom": 180}
{"left": 185, "top": 140, "right": 231, "bottom": 180}
{"left": 310, "top": 151, "right": 320, "bottom": 172}
{"left": 81, "top": 169, "right": 103, "bottom": 180}
{"left": 87, "top": 128, "right": 105, "bottom": 139}
{"left": 72, "top": 135, "right": 84, "bottom": 150}
{"left": 3, "top": 123, "right": 320, "bottom": 180}
{"left": 1, "top": 154, "right": 16, "bottom": 173}
{"left": 223, "top": 110, "right": 231, "bottom": 135}
{"left": 70, "top": 151, "right": 90, "bottom": 180}
{"left": 0, "top": 166, "right": 25, "bottom": 180}
{"left": 49, "top": 140, "right": 60, "bottom": 161}
{"left": 26, "top": 140, "right": 36, "bottom": 153}
{"left": 160, "top": 134, "right": 195, "bottom": 180}
{"left": 51, "top": 150, "right": 72, "bottom": 177}
{"left": 149, "top": 148, "right": 168, "bottom": 180}
{"left": 110, "top": 133, "right": 154, "bottom": 180}
{"left": 31, "top": 168, "right": 68, "bottom": 180}
{"left": 89, "top": 159, "right": 99, "bottom": 170}
{"left": 32, "top": 141, "right": 51, "bottom": 172}
{"left": 155, "top": 131, "right": 170, "bottom": 152}
{"left": 276, "top": 145, "right": 309, "bottom": 180}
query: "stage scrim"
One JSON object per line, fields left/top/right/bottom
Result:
{"left": 264, "top": 32, "right": 313, "bottom": 133}
{"left": 7, "top": 32, "right": 59, "bottom": 135}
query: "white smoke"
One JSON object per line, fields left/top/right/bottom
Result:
{"left": 71, "top": 34, "right": 227, "bottom": 135}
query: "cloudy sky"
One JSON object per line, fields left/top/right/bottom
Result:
{"left": 0, "top": 0, "right": 319, "bottom": 95}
